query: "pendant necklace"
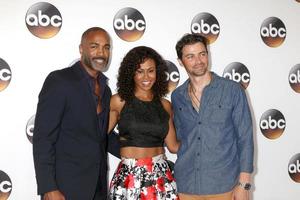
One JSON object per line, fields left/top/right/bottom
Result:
{"left": 189, "top": 83, "right": 200, "bottom": 111}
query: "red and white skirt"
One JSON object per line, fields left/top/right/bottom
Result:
{"left": 109, "top": 154, "right": 178, "bottom": 200}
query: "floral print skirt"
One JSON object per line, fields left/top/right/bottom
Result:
{"left": 109, "top": 154, "right": 178, "bottom": 200}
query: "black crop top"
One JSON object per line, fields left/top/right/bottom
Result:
{"left": 118, "top": 96, "right": 169, "bottom": 148}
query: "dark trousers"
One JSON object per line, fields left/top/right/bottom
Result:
{"left": 92, "top": 174, "right": 108, "bottom": 200}
{"left": 40, "top": 182, "right": 107, "bottom": 200}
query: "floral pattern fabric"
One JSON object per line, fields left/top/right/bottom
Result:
{"left": 109, "top": 154, "right": 178, "bottom": 200}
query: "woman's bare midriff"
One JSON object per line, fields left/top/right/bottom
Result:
{"left": 120, "top": 146, "right": 165, "bottom": 159}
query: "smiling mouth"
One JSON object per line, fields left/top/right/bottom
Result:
{"left": 142, "top": 81, "right": 152, "bottom": 86}
{"left": 93, "top": 58, "right": 106, "bottom": 64}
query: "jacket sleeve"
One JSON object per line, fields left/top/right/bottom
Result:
{"left": 232, "top": 84, "right": 254, "bottom": 173}
{"left": 33, "top": 72, "right": 66, "bottom": 195}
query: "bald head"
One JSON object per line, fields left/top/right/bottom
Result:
{"left": 81, "top": 27, "right": 110, "bottom": 44}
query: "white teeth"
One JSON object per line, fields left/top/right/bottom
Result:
{"left": 94, "top": 59, "right": 104, "bottom": 63}
{"left": 142, "top": 81, "right": 151, "bottom": 86}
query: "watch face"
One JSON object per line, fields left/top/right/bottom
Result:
{"left": 238, "top": 182, "right": 251, "bottom": 190}
{"left": 244, "top": 183, "right": 251, "bottom": 190}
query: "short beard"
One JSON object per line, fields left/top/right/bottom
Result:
{"left": 83, "top": 56, "right": 92, "bottom": 69}
{"left": 82, "top": 55, "right": 106, "bottom": 72}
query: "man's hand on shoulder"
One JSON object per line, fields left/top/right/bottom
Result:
{"left": 43, "top": 190, "right": 65, "bottom": 200}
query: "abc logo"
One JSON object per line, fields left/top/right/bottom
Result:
{"left": 260, "top": 17, "right": 286, "bottom": 47}
{"left": 288, "top": 153, "right": 300, "bottom": 183}
{"left": 0, "top": 170, "right": 12, "bottom": 200}
{"left": 260, "top": 109, "right": 286, "bottom": 139}
{"left": 222, "top": 62, "right": 250, "bottom": 89}
{"left": 0, "top": 58, "right": 12, "bottom": 92}
{"left": 165, "top": 60, "right": 180, "bottom": 93}
{"left": 25, "top": 2, "right": 62, "bottom": 39}
{"left": 113, "top": 7, "right": 146, "bottom": 42}
{"left": 191, "top": 12, "right": 220, "bottom": 44}
{"left": 289, "top": 64, "right": 300, "bottom": 93}
{"left": 26, "top": 115, "right": 35, "bottom": 143}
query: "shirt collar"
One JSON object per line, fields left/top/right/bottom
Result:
{"left": 207, "top": 72, "right": 219, "bottom": 89}
{"left": 177, "top": 71, "right": 220, "bottom": 99}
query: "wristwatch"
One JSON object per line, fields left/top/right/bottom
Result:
{"left": 238, "top": 181, "right": 251, "bottom": 190}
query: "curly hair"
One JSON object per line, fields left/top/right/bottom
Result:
{"left": 117, "top": 46, "right": 168, "bottom": 102}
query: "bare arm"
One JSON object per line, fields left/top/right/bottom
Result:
{"left": 161, "top": 98, "right": 180, "bottom": 153}
{"left": 108, "top": 94, "right": 125, "bottom": 134}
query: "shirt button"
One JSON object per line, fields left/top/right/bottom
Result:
{"left": 197, "top": 153, "right": 200, "bottom": 156}
{"left": 198, "top": 137, "right": 200, "bottom": 140}
{"left": 198, "top": 121, "right": 201, "bottom": 125}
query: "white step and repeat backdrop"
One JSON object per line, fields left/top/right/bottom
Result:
{"left": 0, "top": 0, "right": 299, "bottom": 199}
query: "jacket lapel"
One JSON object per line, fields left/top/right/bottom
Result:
{"left": 72, "top": 62, "right": 101, "bottom": 136}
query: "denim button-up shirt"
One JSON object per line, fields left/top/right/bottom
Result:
{"left": 171, "top": 72, "right": 254, "bottom": 195}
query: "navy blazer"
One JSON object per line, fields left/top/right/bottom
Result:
{"left": 33, "top": 61, "right": 119, "bottom": 200}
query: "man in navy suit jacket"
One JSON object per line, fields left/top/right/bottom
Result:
{"left": 33, "top": 27, "right": 120, "bottom": 200}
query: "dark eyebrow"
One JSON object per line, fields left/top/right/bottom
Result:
{"left": 184, "top": 50, "right": 207, "bottom": 56}
{"left": 184, "top": 53, "right": 194, "bottom": 57}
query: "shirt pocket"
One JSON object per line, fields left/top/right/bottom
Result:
{"left": 206, "top": 103, "right": 232, "bottom": 124}
{"left": 177, "top": 106, "right": 195, "bottom": 125}
{"left": 174, "top": 106, "right": 195, "bottom": 140}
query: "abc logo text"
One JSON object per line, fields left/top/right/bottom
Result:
{"left": 113, "top": 7, "right": 146, "bottom": 42}
{"left": 25, "top": 2, "right": 62, "bottom": 39}
{"left": 191, "top": 12, "right": 220, "bottom": 44}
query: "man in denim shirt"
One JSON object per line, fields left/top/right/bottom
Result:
{"left": 171, "top": 33, "right": 254, "bottom": 200}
